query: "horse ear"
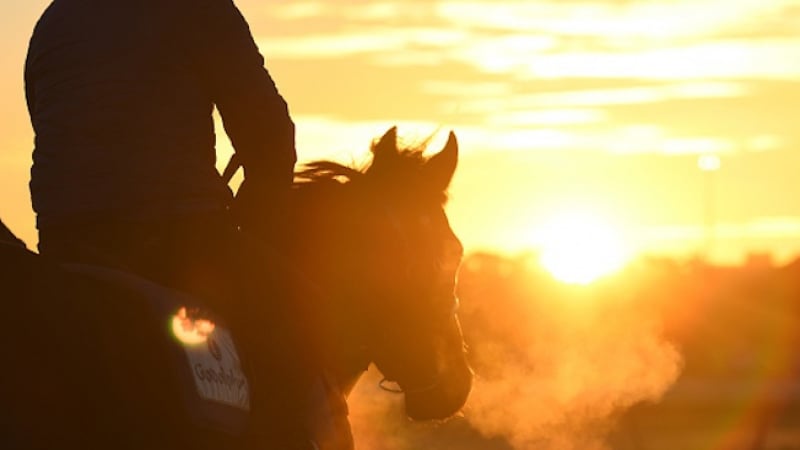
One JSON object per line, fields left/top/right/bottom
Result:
{"left": 426, "top": 131, "right": 458, "bottom": 190}
{"left": 372, "top": 126, "right": 398, "bottom": 159}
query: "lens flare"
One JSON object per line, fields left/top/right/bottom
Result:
{"left": 171, "top": 307, "right": 216, "bottom": 345}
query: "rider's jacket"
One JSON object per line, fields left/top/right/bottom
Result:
{"left": 0, "top": 220, "right": 25, "bottom": 248}
{"left": 25, "top": 0, "right": 296, "bottom": 228}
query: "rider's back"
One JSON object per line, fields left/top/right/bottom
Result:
{"left": 23, "top": 2, "right": 308, "bottom": 446}
{"left": 26, "top": 0, "right": 294, "bottom": 228}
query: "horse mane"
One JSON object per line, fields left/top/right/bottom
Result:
{"left": 293, "top": 131, "right": 447, "bottom": 203}
{"left": 294, "top": 161, "right": 363, "bottom": 186}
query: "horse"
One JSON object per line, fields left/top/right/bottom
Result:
{"left": 287, "top": 126, "right": 473, "bottom": 448}
{"left": 1, "top": 224, "right": 258, "bottom": 449}
{"left": 0, "top": 126, "right": 472, "bottom": 449}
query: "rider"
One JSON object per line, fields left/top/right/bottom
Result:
{"left": 25, "top": 0, "right": 310, "bottom": 447}
{"left": 0, "top": 219, "right": 25, "bottom": 249}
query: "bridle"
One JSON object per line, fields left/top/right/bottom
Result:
{"left": 379, "top": 376, "right": 442, "bottom": 395}
{"left": 221, "top": 154, "right": 241, "bottom": 185}
{"left": 369, "top": 204, "right": 464, "bottom": 395}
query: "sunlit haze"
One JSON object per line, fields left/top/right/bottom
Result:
{"left": 3, "top": 1, "right": 800, "bottom": 267}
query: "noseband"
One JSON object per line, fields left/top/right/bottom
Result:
{"left": 368, "top": 206, "right": 463, "bottom": 395}
{"left": 379, "top": 376, "right": 442, "bottom": 395}
{"left": 376, "top": 297, "right": 461, "bottom": 395}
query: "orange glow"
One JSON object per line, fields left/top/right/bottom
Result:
{"left": 5, "top": 3, "right": 800, "bottom": 449}
{"left": 534, "top": 210, "right": 629, "bottom": 285}
{"left": 171, "top": 307, "right": 216, "bottom": 345}
{"left": 3, "top": 1, "right": 800, "bottom": 263}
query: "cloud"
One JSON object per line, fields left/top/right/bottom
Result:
{"left": 248, "top": 0, "right": 800, "bottom": 161}
{"left": 256, "top": 0, "right": 800, "bottom": 81}
{"left": 268, "top": 1, "right": 326, "bottom": 20}
{"left": 258, "top": 32, "right": 414, "bottom": 59}
{"left": 438, "top": 81, "right": 749, "bottom": 112}
{"left": 646, "top": 217, "right": 800, "bottom": 242}
{"left": 262, "top": 0, "right": 440, "bottom": 29}
{"left": 746, "top": 134, "right": 783, "bottom": 152}
{"left": 435, "top": 0, "right": 798, "bottom": 41}
{"left": 485, "top": 109, "right": 608, "bottom": 127}
{"left": 509, "top": 38, "right": 800, "bottom": 80}
{"left": 261, "top": 0, "right": 800, "bottom": 43}
{"left": 637, "top": 216, "right": 800, "bottom": 263}
{"left": 711, "top": 0, "right": 800, "bottom": 39}
{"left": 286, "top": 113, "right": 781, "bottom": 158}
{"left": 257, "top": 25, "right": 470, "bottom": 60}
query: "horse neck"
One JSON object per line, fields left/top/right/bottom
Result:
{"left": 289, "top": 187, "right": 374, "bottom": 393}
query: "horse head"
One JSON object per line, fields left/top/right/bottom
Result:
{"left": 291, "top": 127, "right": 472, "bottom": 422}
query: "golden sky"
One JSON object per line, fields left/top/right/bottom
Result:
{"left": 3, "top": 0, "right": 800, "bottom": 264}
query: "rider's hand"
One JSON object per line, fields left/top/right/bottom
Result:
{"left": 231, "top": 178, "right": 290, "bottom": 243}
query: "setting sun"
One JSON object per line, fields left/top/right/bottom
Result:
{"left": 534, "top": 210, "right": 629, "bottom": 285}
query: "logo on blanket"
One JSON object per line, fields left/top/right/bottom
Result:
{"left": 208, "top": 337, "right": 223, "bottom": 361}
{"left": 171, "top": 307, "right": 251, "bottom": 411}
{"left": 185, "top": 327, "right": 251, "bottom": 410}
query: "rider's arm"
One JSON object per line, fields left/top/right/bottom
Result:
{"left": 0, "top": 220, "right": 26, "bottom": 249}
{"left": 190, "top": 0, "right": 296, "bottom": 194}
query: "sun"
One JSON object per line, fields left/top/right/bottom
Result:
{"left": 534, "top": 210, "right": 629, "bottom": 285}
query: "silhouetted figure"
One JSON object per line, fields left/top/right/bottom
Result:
{"left": 0, "top": 219, "right": 25, "bottom": 248}
{"left": 1, "top": 128, "right": 473, "bottom": 450}
{"left": 24, "top": 0, "right": 306, "bottom": 447}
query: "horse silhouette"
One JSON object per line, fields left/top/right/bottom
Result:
{"left": 0, "top": 127, "right": 472, "bottom": 449}
{"left": 288, "top": 127, "right": 472, "bottom": 448}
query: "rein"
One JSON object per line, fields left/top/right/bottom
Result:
{"left": 376, "top": 298, "right": 461, "bottom": 396}
{"left": 222, "top": 154, "right": 241, "bottom": 185}
{"left": 369, "top": 205, "right": 463, "bottom": 396}
{"left": 379, "top": 377, "right": 442, "bottom": 395}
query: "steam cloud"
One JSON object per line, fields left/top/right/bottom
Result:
{"left": 460, "top": 257, "right": 683, "bottom": 450}
{"left": 347, "top": 256, "right": 683, "bottom": 449}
